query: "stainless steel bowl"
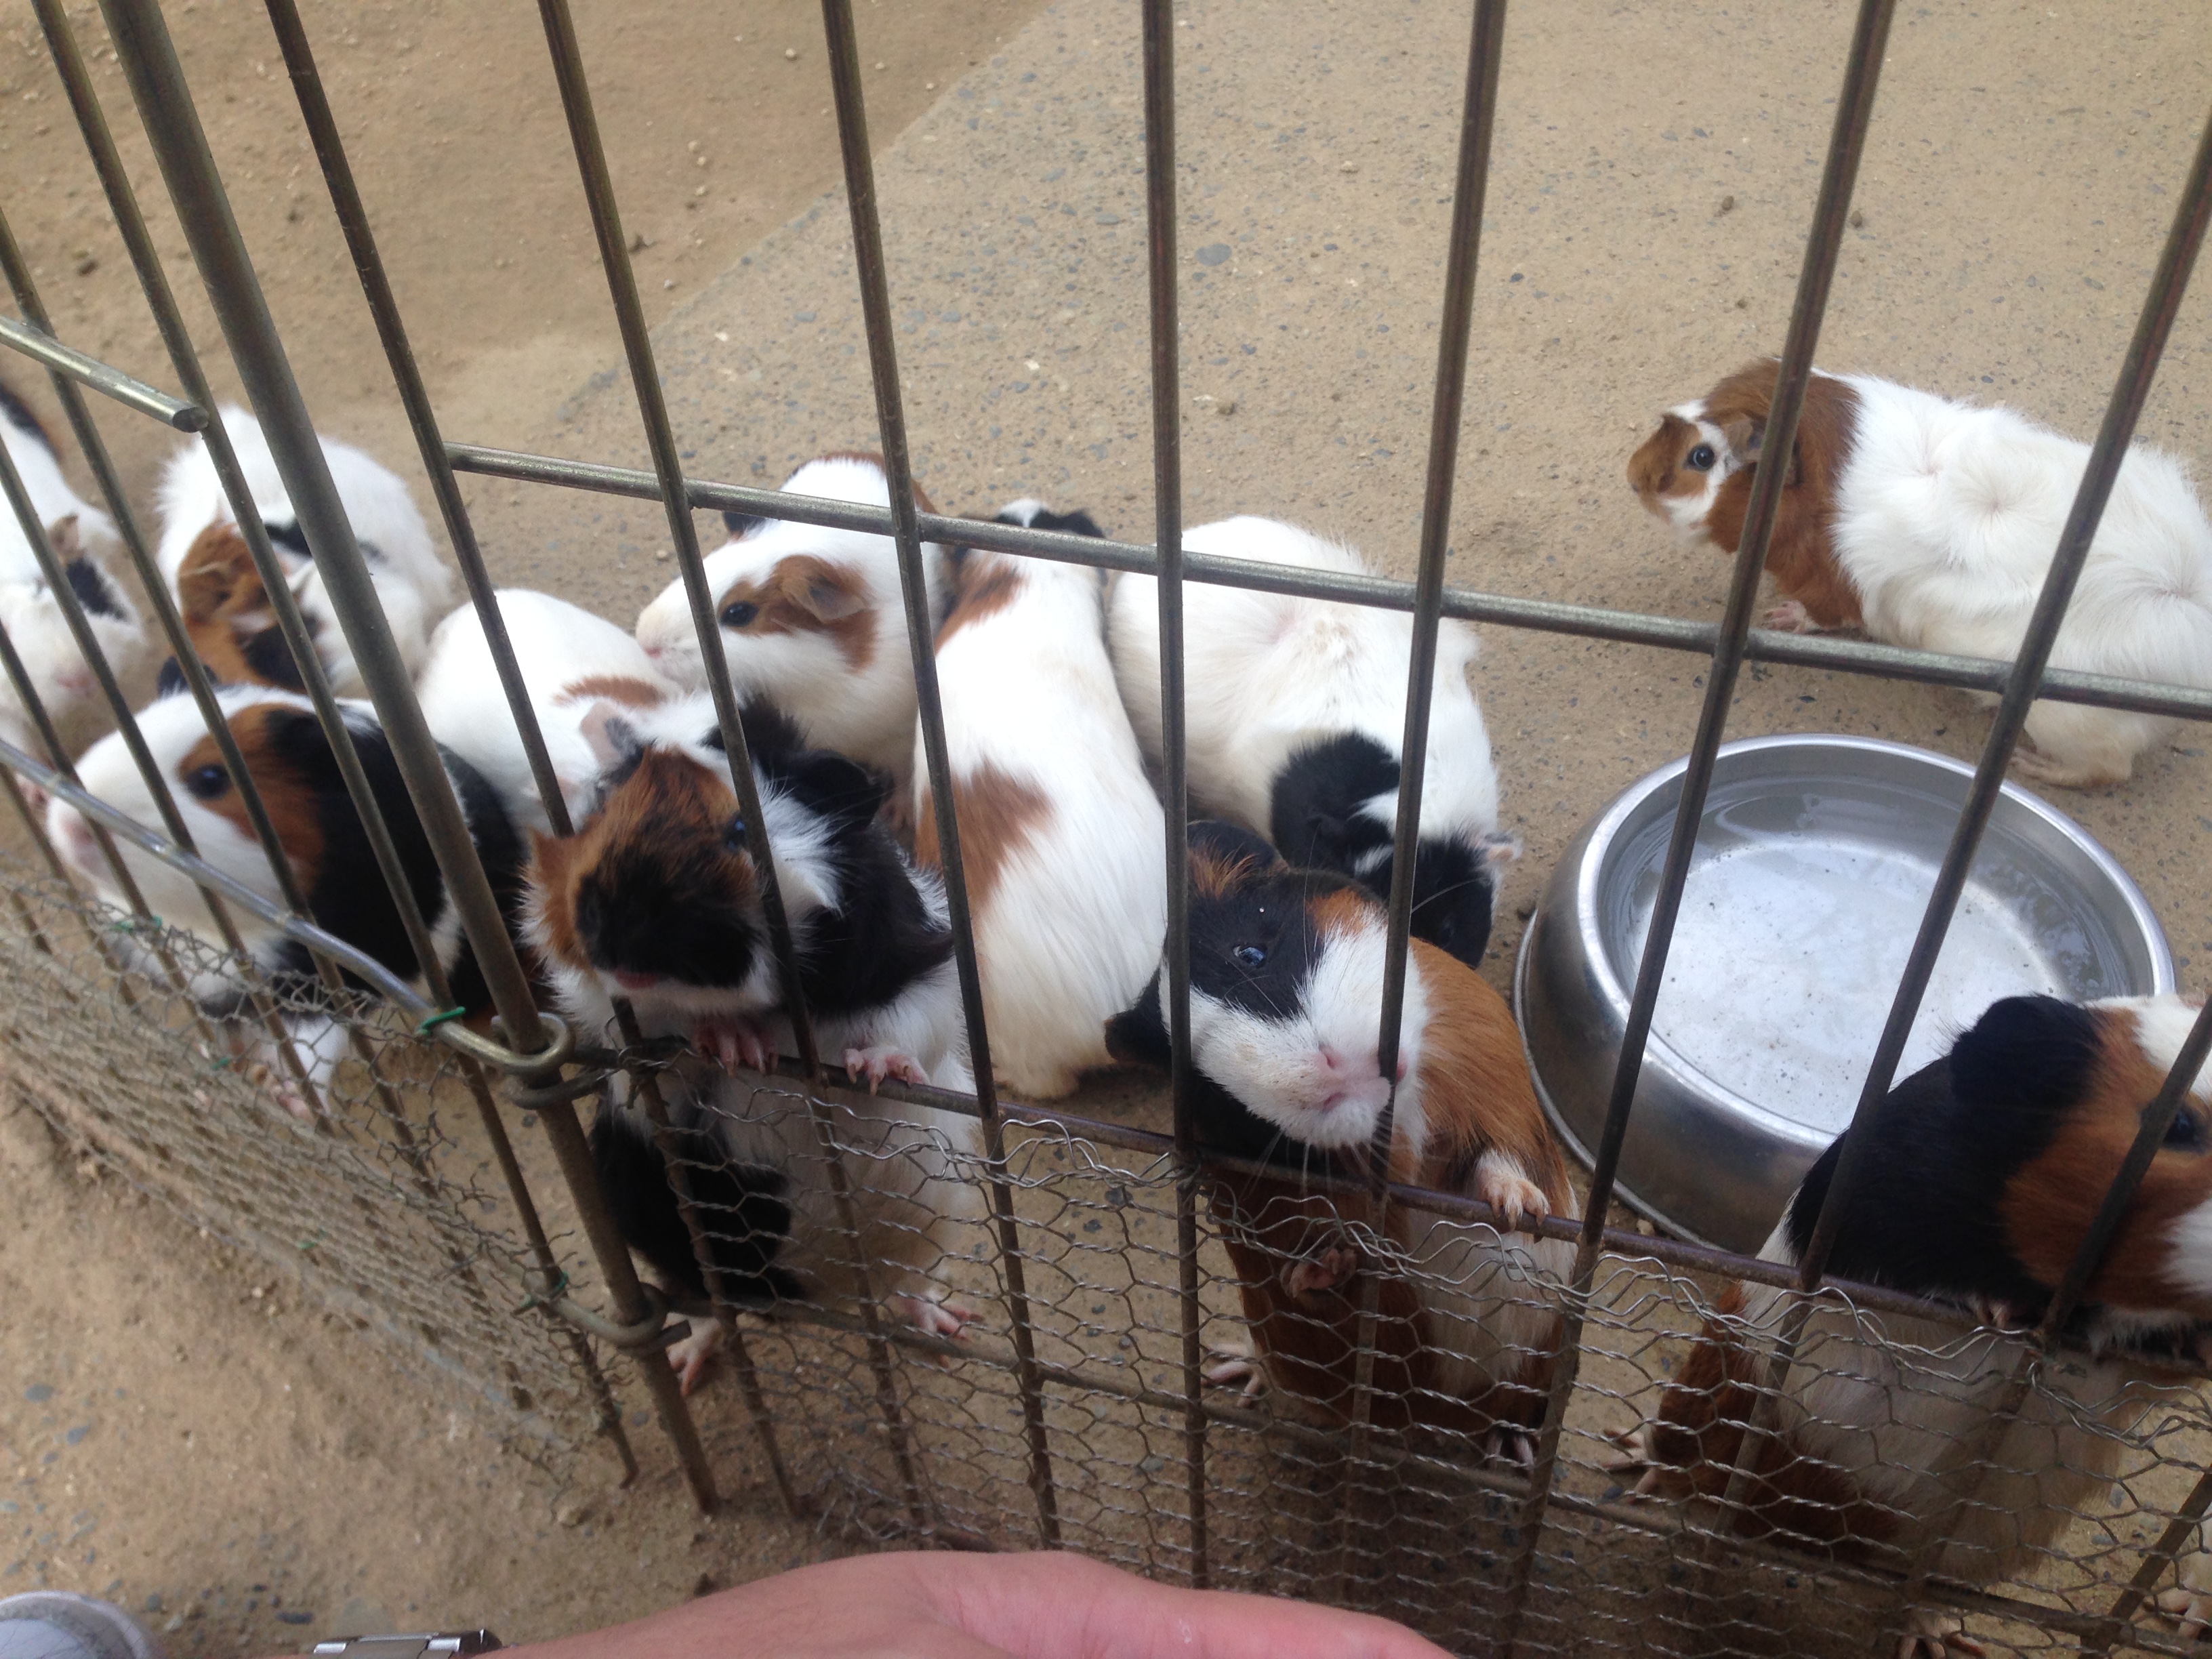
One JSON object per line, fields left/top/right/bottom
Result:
{"left": 1514, "top": 734, "right": 2175, "bottom": 1254}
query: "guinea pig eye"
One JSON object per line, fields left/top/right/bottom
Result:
{"left": 1231, "top": 943, "right": 1267, "bottom": 969}
{"left": 2164, "top": 1109, "right": 2203, "bottom": 1152}
{"left": 722, "top": 815, "right": 749, "bottom": 854}
{"left": 182, "top": 762, "right": 230, "bottom": 800}
{"left": 720, "top": 599, "right": 760, "bottom": 629}
{"left": 1686, "top": 443, "right": 1718, "bottom": 472}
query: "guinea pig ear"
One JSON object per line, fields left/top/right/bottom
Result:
{"left": 1721, "top": 415, "right": 1763, "bottom": 466}
{"left": 786, "top": 561, "right": 869, "bottom": 625}
{"left": 1949, "top": 995, "right": 2102, "bottom": 1122}
{"left": 44, "top": 514, "right": 83, "bottom": 562}
{"left": 1103, "top": 977, "right": 1171, "bottom": 1071}
{"left": 1189, "top": 819, "right": 1280, "bottom": 872}
{"left": 722, "top": 510, "right": 767, "bottom": 541}
{"left": 578, "top": 701, "right": 645, "bottom": 773}
{"left": 1479, "top": 829, "right": 1523, "bottom": 868}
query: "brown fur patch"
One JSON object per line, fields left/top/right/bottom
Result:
{"left": 1191, "top": 838, "right": 1268, "bottom": 901}
{"left": 1696, "top": 360, "right": 1866, "bottom": 630}
{"left": 1409, "top": 939, "right": 1573, "bottom": 1207}
{"left": 1307, "top": 884, "right": 1378, "bottom": 945}
{"left": 912, "top": 761, "right": 1050, "bottom": 920}
{"left": 714, "top": 553, "right": 876, "bottom": 672}
{"left": 527, "top": 749, "right": 758, "bottom": 974}
{"left": 182, "top": 703, "right": 325, "bottom": 886}
{"left": 934, "top": 550, "right": 1025, "bottom": 645}
{"left": 1645, "top": 1283, "right": 1901, "bottom": 1561}
{"left": 2001, "top": 1002, "right": 2212, "bottom": 1313}
{"left": 556, "top": 674, "right": 665, "bottom": 710}
{"left": 176, "top": 523, "right": 289, "bottom": 687}
{"left": 1626, "top": 412, "right": 1707, "bottom": 506}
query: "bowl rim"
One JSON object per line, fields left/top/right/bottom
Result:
{"left": 1547, "top": 731, "right": 2176, "bottom": 1151}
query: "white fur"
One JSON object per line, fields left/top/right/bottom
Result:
{"left": 0, "top": 396, "right": 146, "bottom": 758}
{"left": 155, "top": 406, "right": 453, "bottom": 693}
{"left": 416, "top": 588, "right": 681, "bottom": 837}
{"left": 922, "top": 546, "right": 1163, "bottom": 1098}
{"left": 634, "top": 455, "right": 948, "bottom": 786}
{"left": 1687, "top": 373, "right": 2212, "bottom": 785}
{"left": 1107, "top": 514, "right": 1502, "bottom": 851}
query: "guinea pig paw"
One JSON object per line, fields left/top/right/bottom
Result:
{"left": 1202, "top": 1339, "right": 1268, "bottom": 1404}
{"left": 1595, "top": 1422, "right": 1654, "bottom": 1474}
{"left": 2155, "top": 1586, "right": 2212, "bottom": 1642}
{"left": 665, "top": 1316, "right": 728, "bottom": 1397}
{"left": 843, "top": 1045, "right": 928, "bottom": 1093}
{"left": 1475, "top": 1162, "right": 1550, "bottom": 1231}
{"left": 1963, "top": 1294, "right": 2029, "bottom": 1333}
{"left": 1761, "top": 598, "right": 1818, "bottom": 634}
{"left": 896, "top": 1288, "right": 980, "bottom": 1353}
{"left": 272, "top": 1084, "right": 320, "bottom": 1124}
{"left": 693, "top": 1015, "right": 777, "bottom": 1075}
{"left": 1893, "top": 1612, "right": 1986, "bottom": 1659}
{"left": 1282, "top": 1246, "right": 1359, "bottom": 1298}
{"left": 1481, "top": 1425, "right": 1538, "bottom": 1470}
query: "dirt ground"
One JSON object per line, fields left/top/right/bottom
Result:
{"left": 3, "top": 0, "right": 2212, "bottom": 1653}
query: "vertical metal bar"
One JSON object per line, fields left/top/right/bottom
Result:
{"left": 817, "top": 0, "right": 1062, "bottom": 1548}
{"left": 256, "top": 0, "right": 567, "bottom": 825}
{"left": 1794, "top": 100, "right": 2212, "bottom": 1288}
{"left": 1495, "top": 3, "right": 1898, "bottom": 1649}
{"left": 2102, "top": 1462, "right": 2212, "bottom": 1643}
{"left": 1335, "top": 0, "right": 1509, "bottom": 1566}
{"left": 1137, "top": 0, "right": 1206, "bottom": 1586}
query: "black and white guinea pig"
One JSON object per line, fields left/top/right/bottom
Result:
{"left": 0, "top": 380, "right": 147, "bottom": 758}
{"left": 1629, "top": 359, "right": 2212, "bottom": 787}
{"left": 44, "top": 683, "right": 525, "bottom": 1115}
{"left": 415, "top": 587, "right": 682, "bottom": 838}
{"left": 1105, "top": 821, "right": 1572, "bottom": 1453}
{"left": 525, "top": 691, "right": 970, "bottom": 1092}
{"left": 632, "top": 453, "right": 951, "bottom": 792}
{"left": 1107, "top": 515, "right": 1517, "bottom": 971}
{"left": 1616, "top": 994, "right": 2212, "bottom": 1656}
{"left": 155, "top": 405, "right": 454, "bottom": 695}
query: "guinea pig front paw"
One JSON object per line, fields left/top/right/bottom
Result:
{"left": 1474, "top": 1152, "right": 1551, "bottom": 1231}
{"left": 2156, "top": 1586, "right": 2212, "bottom": 1643}
{"left": 1761, "top": 598, "right": 1819, "bottom": 634}
{"left": 843, "top": 1045, "right": 929, "bottom": 1093}
{"left": 893, "top": 1287, "right": 979, "bottom": 1368}
{"left": 1893, "top": 1610, "right": 1987, "bottom": 1659}
{"left": 693, "top": 1014, "right": 777, "bottom": 1075}
{"left": 1202, "top": 1337, "right": 1268, "bottom": 1404}
{"left": 665, "top": 1313, "right": 728, "bottom": 1397}
{"left": 1281, "top": 1245, "right": 1359, "bottom": 1298}
{"left": 1481, "top": 1423, "right": 1537, "bottom": 1470}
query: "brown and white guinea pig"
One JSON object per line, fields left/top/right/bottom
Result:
{"left": 155, "top": 405, "right": 454, "bottom": 697}
{"left": 632, "top": 453, "right": 951, "bottom": 793}
{"left": 1107, "top": 515, "right": 1517, "bottom": 972}
{"left": 1611, "top": 994, "right": 2212, "bottom": 1657}
{"left": 0, "top": 380, "right": 147, "bottom": 758}
{"left": 43, "top": 683, "right": 525, "bottom": 1116}
{"left": 1629, "top": 359, "right": 2212, "bottom": 787}
{"left": 155, "top": 521, "right": 309, "bottom": 697}
{"left": 1104, "top": 820, "right": 1574, "bottom": 1458}
{"left": 415, "top": 588, "right": 681, "bottom": 838}
{"left": 524, "top": 691, "right": 970, "bottom": 1093}
{"left": 913, "top": 501, "right": 1164, "bottom": 1099}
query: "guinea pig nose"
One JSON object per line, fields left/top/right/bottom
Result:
{"left": 1317, "top": 1044, "right": 1350, "bottom": 1076}
{"left": 1395, "top": 1054, "right": 1409, "bottom": 1084}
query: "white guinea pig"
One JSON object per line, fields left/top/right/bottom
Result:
{"left": 1108, "top": 514, "right": 1516, "bottom": 972}
{"left": 0, "top": 382, "right": 146, "bottom": 758}
{"left": 416, "top": 588, "right": 681, "bottom": 838}
{"left": 155, "top": 405, "right": 453, "bottom": 695}
{"left": 45, "top": 684, "right": 525, "bottom": 1116}
{"left": 914, "top": 501, "right": 1164, "bottom": 1099}
{"left": 1629, "top": 359, "right": 2212, "bottom": 787}
{"left": 632, "top": 453, "right": 951, "bottom": 792}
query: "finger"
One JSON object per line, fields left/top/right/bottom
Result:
{"left": 930, "top": 1551, "right": 1454, "bottom": 1659}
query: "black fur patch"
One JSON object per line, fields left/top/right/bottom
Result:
{"left": 1271, "top": 733, "right": 1498, "bottom": 968}
{"left": 263, "top": 518, "right": 312, "bottom": 558}
{"left": 241, "top": 625, "right": 309, "bottom": 691}
{"left": 62, "top": 557, "right": 122, "bottom": 620}
{"left": 994, "top": 504, "right": 1107, "bottom": 539}
{"left": 155, "top": 657, "right": 191, "bottom": 698}
{"left": 573, "top": 838, "right": 765, "bottom": 991}
{"left": 722, "top": 510, "right": 769, "bottom": 540}
{"left": 0, "top": 380, "right": 55, "bottom": 457}
{"left": 786, "top": 798, "right": 952, "bottom": 1023}
{"left": 442, "top": 747, "right": 529, "bottom": 1017}
{"left": 589, "top": 1099, "right": 800, "bottom": 1309}
{"left": 1784, "top": 996, "right": 2102, "bottom": 1311}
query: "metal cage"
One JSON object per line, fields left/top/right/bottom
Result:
{"left": 2, "top": 0, "right": 2210, "bottom": 1653}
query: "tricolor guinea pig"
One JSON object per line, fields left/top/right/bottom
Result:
{"left": 1105, "top": 821, "right": 1573, "bottom": 1458}
{"left": 914, "top": 501, "right": 1164, "bottom": 1099}
{"left": 0, "top": 380, "right": 147, "bottom": 758}
{"left": 633, "top": 453, "right": 951, "bottom": 792}
{"left": 1629, "top": 359, "right": 2212, "bottom": 787}
{"left": 415, "top": 588, "right": 682, "bottom": 837}
{"left": 43, "top": 684, "right": 524, "bottom": 1115}
{"left": 155, "top": 406, "right": 454, "bottom": 695}
{"left": 525, "top": 691, "right": 969, "bottom": 1093}
{"left": 1613, "top": 994, "right": 2212, "bottom": 1656}
{"left": 1107, "top": 516, "right": 1517, "bottom": 972}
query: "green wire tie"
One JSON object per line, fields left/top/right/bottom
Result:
{"left": 515, "top": 1269, "right": 571, "bottom": 1316}
{"left": 415, "top": 1006, "right": 467, "bottom": 1036}
{"left": 110, "top": 915, "right": 163, "bottom": 935}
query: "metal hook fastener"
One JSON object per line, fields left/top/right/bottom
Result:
{"left": 432, "top": 1011, "right": 575, "bottom": 1079}
{"left": 543, "top": 1278, "right": 687, "bottom": 1353}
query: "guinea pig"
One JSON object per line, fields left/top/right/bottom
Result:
{"left": 415, "top": 588, "right": 682, "bottom": 837}
{"left": 914, "top": 503, "right": 1164, "bottom": 1099}
{"left": 1610, "top": 994, "right": 2212, "bottom": 1657}
{"left": 632, "top": 453, "right": 951, "bottom": 792}
{"left": 1105, "top": 820, "right": 1574, "bottom": 1459}
{"left": 155, "top": 405, "right": 454, "bottom": 695}
{"left": 1107, "top": 515, "right": 1517, "bottom": 972}
{"left": 158, "top": 521, "right": 308, "bottom": 695}
{"left": 44, "top": 684, "right": 525, "bottom": 1116}
{"left": 1629, "top": 359, "right": 2212, "bottom": 787}
{"left": 0, "top": 380, "right": 148, "bottom": 758}
{"left": 525, "top": 690, "right": 970, "bottom": 1094}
